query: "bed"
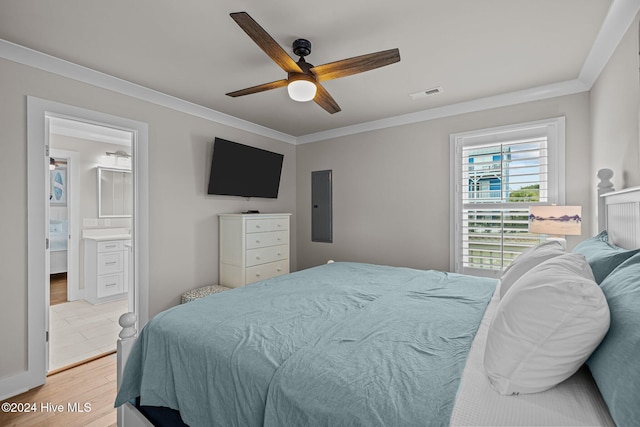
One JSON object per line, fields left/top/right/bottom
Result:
{"left": 115, "top": 170, "right": 640, "bottom": 426}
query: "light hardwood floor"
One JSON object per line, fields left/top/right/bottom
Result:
{"left": 50, "top": 273, "right": 68, "bottom": 306}
{"left": 0, "top": 354, "right": 117, "bottom": 427}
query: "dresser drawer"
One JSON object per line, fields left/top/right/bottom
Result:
{"left": 245, "top": 244, "right": 288, "bottom": 267}
{"left": 246, "top": 217, "right": 289, "bottom": 233}
{"left": 269, "top": 218, "right": 288, "bottom": 231}
{"left": 97, "top": 251, "right": 123, "bottom": 275}
{"left": 246, "top": 219, "right": 270, "bottom": 233}
{"left": 245, "top": 259, "right": 289, "bottom": 284}
{"left": 97, "top": 240, "right": 124, "bottom": 252}
{"left": 245, "top": 230, "right": 289, "bottom": 249}
{"left": 97, "top": 273, "right": 124, "bottom": 298}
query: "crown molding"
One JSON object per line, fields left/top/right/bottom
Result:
{"left": 297, "top": 80, "right": 589, "bottom": 144}
{"left": 0, "top": 0, "right": 636, "bottom": 146}
{"left": 579, "top": 0, "right": 640, "bottom": 87}
{"left": 0, "top": 39, "right": 297, "bottom": 145}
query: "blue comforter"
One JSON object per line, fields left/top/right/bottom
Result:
{"left": 115, "top": 262, "right": 496, "bottom": 427}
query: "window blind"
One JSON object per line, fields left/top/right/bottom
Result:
{"left": 458, "top": 137, "right": 549, "bottom": 273}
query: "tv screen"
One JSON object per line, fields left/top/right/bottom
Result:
{"left": 207, "top": 138, "right": 284, "bottom": 198}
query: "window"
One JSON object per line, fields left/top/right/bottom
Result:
{"left": 450, "top": 117, "right": 565, "bottom": 277}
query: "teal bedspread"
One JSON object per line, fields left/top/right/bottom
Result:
{"left": 115, "top": 262, "right": 496, "bottom": 427}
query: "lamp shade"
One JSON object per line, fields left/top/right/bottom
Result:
{"left": 287, "top": 75, "right": 317, "bottom": 102}
{"left": 529, "top": 206, "right": 582, "bottom": 236}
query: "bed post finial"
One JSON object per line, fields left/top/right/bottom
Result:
{"left": 119, "top": 312, "right": 137, "bottom": 339}
{"left": 597, "top": 169, "right": 614, "bottom": 232}
{"left": 116, "top": 312, "right": 144, "bottom": 426}
{"left": 597, "top": 169, "right": 614, "bottom": 192}
{"left": 117, "top": 312, "right": 137, "bottom": 392}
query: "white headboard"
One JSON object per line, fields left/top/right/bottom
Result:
{"left": 598, "top": 168, "right": 640, "bottom": 250}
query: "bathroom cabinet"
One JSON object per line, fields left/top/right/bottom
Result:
{"left": 84, "top": 237, "right": 130, "bottom": 304}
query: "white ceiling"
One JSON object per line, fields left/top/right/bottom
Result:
{"left": 0, "top": 0, "right": 633, "bottom": 139}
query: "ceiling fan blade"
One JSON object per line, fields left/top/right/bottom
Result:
{"left": 314, "top": 84, "right": 341, "bottom": 114}
{"left": 311, "top": 48, "right": 400, "bottom": 82}
{"left": 226, "top": 79, "right": 289, "bottom": 97}
{"left": 230, "top": 12, "right": 303, "bottom": 74}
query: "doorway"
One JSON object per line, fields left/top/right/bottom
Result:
{"left": 48, "top": 122, "right": 133, "bottom": 372}
{"left": 6, "top": 97, "right": 150, "bottom": 399}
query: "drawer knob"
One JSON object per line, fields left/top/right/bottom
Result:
{"left": 277, "top": 268, "right": 282, "bottom": 272}
{"left": 106, "top": 282, "right": 117, "bottom": 287}
{"left": 256, "top": 240, "right": 260, "bottom": 243}
{"left": 256, "top": 256, "right": 261, "bottom": 260}
{"left": 277, "top": 252, "right": 281, "bottom": 256}
{"left": 256, "top": 273, "right": 261, "bottom": 277}
{"left": 256, "top": 225, "right": 261, "bottom": 229}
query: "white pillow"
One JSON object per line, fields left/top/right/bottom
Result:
{"left": 484, "top": 253, "right": 610, "bottom": 395}
{"left": 499, "top": 240, "right": 565, "bottom": 298}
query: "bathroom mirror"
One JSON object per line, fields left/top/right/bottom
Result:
{"left": 98, "top": 167, "right": 132, "bottom": 217}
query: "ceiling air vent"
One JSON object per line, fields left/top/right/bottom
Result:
{"left": 409, "top": 86, "right": 443, "bottom": 100}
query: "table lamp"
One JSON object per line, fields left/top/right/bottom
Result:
{"left": 529, "top": 205, "right": 582, "bottom": 249}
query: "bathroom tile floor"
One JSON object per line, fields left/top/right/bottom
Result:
{"left": 49, "top": 298, "right": 128, "bottom": 371}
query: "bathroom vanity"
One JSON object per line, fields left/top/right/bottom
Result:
{"left": 83, "top": 231, "right": 131, "bottom": 304}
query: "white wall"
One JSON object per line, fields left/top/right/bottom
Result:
{"left": 0, "top": 57, "right": 297, "bottom": 380}
{"left": 296, "top": 93, "right": 592, "bottom": 271}
{"left": 590, "top": 16, "right": 640, "bottom": 205}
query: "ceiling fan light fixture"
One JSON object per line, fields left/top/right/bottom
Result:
{"left": 287, "top": 74, "right": 317, "bottom": 102}
{"left": 227, "top": 12, "right": 400, "bottom": 113}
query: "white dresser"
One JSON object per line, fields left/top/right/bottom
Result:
{"left": 219, "top": 213, "right": 291, "bottom": 287}
{"left": 84, "top": 237, "right": 130, "bottom": 304}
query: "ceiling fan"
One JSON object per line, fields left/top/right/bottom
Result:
{"left": 226, "top": 12, "right": 401, "bottom": 114}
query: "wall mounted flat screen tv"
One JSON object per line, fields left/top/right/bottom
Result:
{"left": 207, "top": 138, "right": 284, "bottom": 198}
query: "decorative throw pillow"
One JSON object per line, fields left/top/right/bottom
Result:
{"left": 587, "top": 252, "right": 640, "bottom": 427}
{"left": 572, "top": 230, "right": 640, "bottom": 284}
{"left": 484, "top": 253, "right": 610, "bottom": 395}
{"left": 499, "top": 240, "right": 564, "bottom": 298}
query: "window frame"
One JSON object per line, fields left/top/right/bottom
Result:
{"left": 449, "top": 117, "right": 566, "bottom": 277}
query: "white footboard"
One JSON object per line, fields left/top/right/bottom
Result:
{"left": 117, "top": 312, "right": 153, "bottom": 427}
